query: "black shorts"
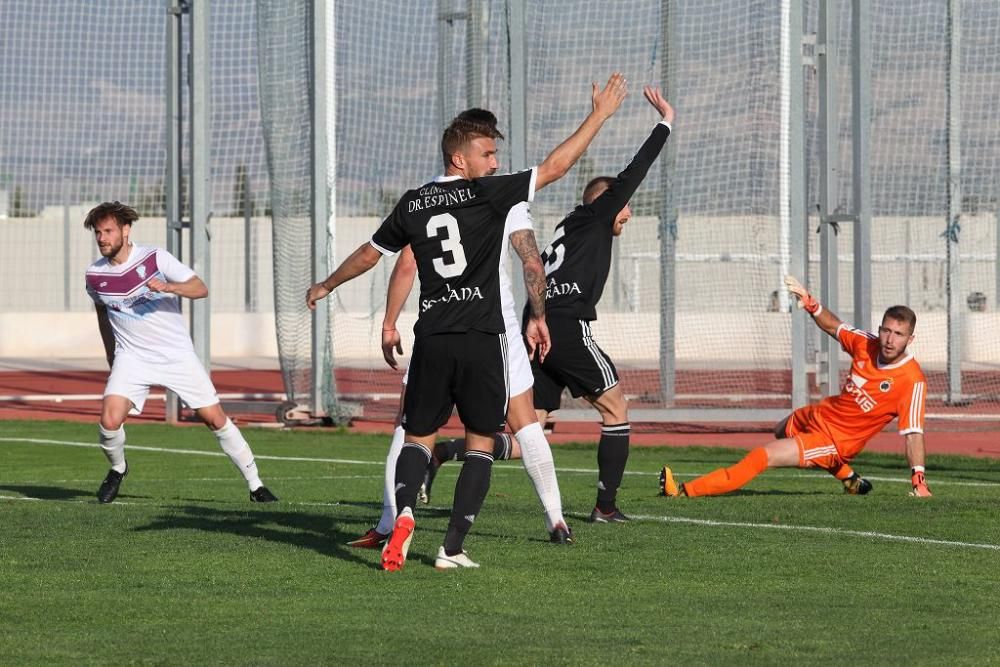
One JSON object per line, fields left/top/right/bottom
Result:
{"left": 402, "top": 330, "right": 510, "bottom": 436}
{"left": 530, "top": 316, "right": 619, "bottom": 412}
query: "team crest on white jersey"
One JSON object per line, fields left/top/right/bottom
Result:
{"left": 136, "top": 265, "right": 147, "bottom": 279}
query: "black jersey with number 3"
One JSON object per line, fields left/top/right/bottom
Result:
{"left": 371, "top": 168, "right": 536, "bottom": 338}
{"left": 536, "top": 123, "right": 670, "bottom": 322}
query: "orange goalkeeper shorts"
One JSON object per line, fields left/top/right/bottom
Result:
{"left": 784, "top": 405, "right": 866, "bottom": 470}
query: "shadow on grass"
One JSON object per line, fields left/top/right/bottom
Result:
{"left": 134, "top": 505, "right": 381, "bottom": 569}
{"left": 0, "top": 484, "right": 99, "bottom": 501}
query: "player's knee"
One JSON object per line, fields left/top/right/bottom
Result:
{"left": 597, "top": 390, "right": 628, "bottom": 425}
{"left": 99, "top": 413, "right": 124, "bottom": 431}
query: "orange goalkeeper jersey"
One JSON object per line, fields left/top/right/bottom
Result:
{"left": 810, "top": 324, "right": 927, "bottom": 458}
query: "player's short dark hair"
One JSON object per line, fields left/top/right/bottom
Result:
{"left": 441, "top": 108, "right": 504, "bottom": 168}
{"left": 84, "top": 201, "right": 139, "bottom": 230}
{"left": 883, "top": 305, "right": 917, "bottom": 333}
{"left": 582, "top": 176, "right": 615, "bottom": 204}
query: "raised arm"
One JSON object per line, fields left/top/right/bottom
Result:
{"left": 588, "top": 86, "right": 675, "bottom": 221}
{"left": 784, "top": 275, "right": 842, "bottom": 338}
{"left": 95, "top": 305, "right": 116, "bottom": 369}
{"left": 306, "top": 242, "right": 383, "bottom": 310}
{"left": 510, "top": 228, "right": 550, "bottom": 361}
{"left": 381, "top": 245, "right": 417, "bottom": 369}
{"left": 534, "top": 73, "right": 628, "bottom": 191}
{"left": 146, "top": 275, "right": 208, "bottom": 300}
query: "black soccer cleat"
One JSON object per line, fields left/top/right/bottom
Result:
{"left": 250, "top": 486, "right": 279, "bottom": 503}
{"left": 549, "top": 522, "right": 575, "bottom": 545}
{"left": 589, "top": 506, "right": 631, "bottom": 523}
{"left": 842, "top": 473, "right": 873, "bottom": 496}
{"left": 97, "top": 464, "right": 128, "bottom": 504}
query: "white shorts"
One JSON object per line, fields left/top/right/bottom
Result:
{"left": 104, "top": 351, "right": 219, "bottom": 414}
{"left": 401, "top": 323, "right": 533, "bottom": 396}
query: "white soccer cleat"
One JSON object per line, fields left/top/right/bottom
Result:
{"left": 434, "top": 546, "right": 480, "bottom": 570}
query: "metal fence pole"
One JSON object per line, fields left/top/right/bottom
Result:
{"left": 785, "top": 0, "right": 808, "bottom": 408}
{"left": 851, "top": 0, "right": 872, "bottom": 332}
{"left": 508, "top": 0, "right": 528, "bottom": 309}
{"left": 817, "top": 0, "right": 840, "bottom": 396}
{"left": 658, "top": 0, "right": 676, "bottom": 406}
{"left": 164, "top": 0, "right": 186, "bottom": 423}
{"left": 946, "top": 0, "right": 963, "bottom": 402}
{"left": 63, "top": 180, "right": 71, "bottom": 312}
{"left": 311, "top": 0, "right": 333, "bottom": 417}
{"left": 190, "top": 0, "right": 211, "bottom": 370}
{"left": 466, "top": 0, "right": 484, "bottom": 107}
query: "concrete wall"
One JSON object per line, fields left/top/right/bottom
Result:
{"left": 2, "top": 210, "right": 997, "bottom": 368}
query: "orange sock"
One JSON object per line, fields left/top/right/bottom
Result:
{"left": 683, "top": 447, "right": 769, "bottom": 497}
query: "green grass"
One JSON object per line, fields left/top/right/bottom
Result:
{"left": 1, "top": 419, "right": 999, "bottom": 665}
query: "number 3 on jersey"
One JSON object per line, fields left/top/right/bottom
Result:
{"left": 426, "top": 213, "right": 468, "bottom": 278}
{"left": 542, "top": 225, "right": 567, "bottom": 275}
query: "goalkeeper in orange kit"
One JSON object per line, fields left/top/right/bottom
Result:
{"left": 660, "top": 275, "right": 932, "bottom": 498}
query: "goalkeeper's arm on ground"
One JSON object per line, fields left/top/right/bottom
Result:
{"left": 784, "top": 275, "right": 842, "bottom": 338}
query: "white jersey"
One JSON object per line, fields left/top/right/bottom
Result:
{"left": 85, "top": 243, "right": 197, "bottom": 364}
{"left": 500, "top": 202, "right": 533, "bottom": 330}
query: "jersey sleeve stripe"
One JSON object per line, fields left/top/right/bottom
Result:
{"left": 527, "top": 166, "right": 537, "bottom": 203}
{"left": 369, "top": 239, "right": 398, "bottom": 256}
{"left": 908, "top": 381, "right": 925, "bottom": 430}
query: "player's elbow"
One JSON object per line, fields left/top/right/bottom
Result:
{"left": 189, "top": 279, "right": 209, "bottom": 299}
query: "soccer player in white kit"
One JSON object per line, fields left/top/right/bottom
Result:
{"left": 83, "top": 201, "right": 277, "bottom": 504}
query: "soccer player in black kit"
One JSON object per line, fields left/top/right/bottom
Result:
{"left": 528, "top": 85, "right": 674, "bottom": 523}
{"left": 306, "top": 73, "right": 627, "bottom": 571}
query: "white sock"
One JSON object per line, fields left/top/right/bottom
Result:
{"left": 376, "top": 426, "right": 406, "bottom": 535}
{"left": 98, "top": 425, "right": 127, "bottom": 473}
{"left": 515, "top": 421, "right": 565, "bottom": 532}
{"left": 213, "top": 418, "right": 263, "bottom": 491}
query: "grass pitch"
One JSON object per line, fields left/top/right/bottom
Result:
{"left": 1, "top": 419, "right": 999, "bottom": 665}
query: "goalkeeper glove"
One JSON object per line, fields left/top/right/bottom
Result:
{"left": 909, "top": 467, "right": 932, "bottom": 497}
{"left": 842, "top": 473, "right": 873, "bottom": 495}
{"left": 784, "top": 275, "right": 822, "bottom": 315}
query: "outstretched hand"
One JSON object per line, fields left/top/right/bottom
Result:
{"left": 643, "top": 86, "right": 674, "bottom": 124}
{"left": 591, "top": 72, "right": 628, "bottom": 120}
{"left": 784, "top": 275, "right": 820, "bottom": 314}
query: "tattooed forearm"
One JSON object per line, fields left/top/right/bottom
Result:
{"left": 510, "top": 229, "right": 546, "bottom": 318}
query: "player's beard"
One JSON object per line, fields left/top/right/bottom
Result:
{"left": 99, "top": 238, "right": 124, "bottom": 258}
{"left": 880, "top": 344, "right": 905, "bottom": 364}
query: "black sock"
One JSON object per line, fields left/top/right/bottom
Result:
{"left": 492, "top": 433, "right": 513, "bottom": 461}
{"left": 434, "top": 434, "right": 510, "bottom": 464}
{"left": 443, "top": 451, "right": 493, "bottom": 555}
{"left": 394, "top": 442, "right": 431, "bottom": 513}
{"left": 433, "top": 438, "right": 465, "bottom": 464}
{"left": 596, "top": 423, "right": 630, "bottom": 512}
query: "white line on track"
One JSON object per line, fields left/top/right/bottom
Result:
{"left": 2, "top": 436, "right": 999, "bottom": 489}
